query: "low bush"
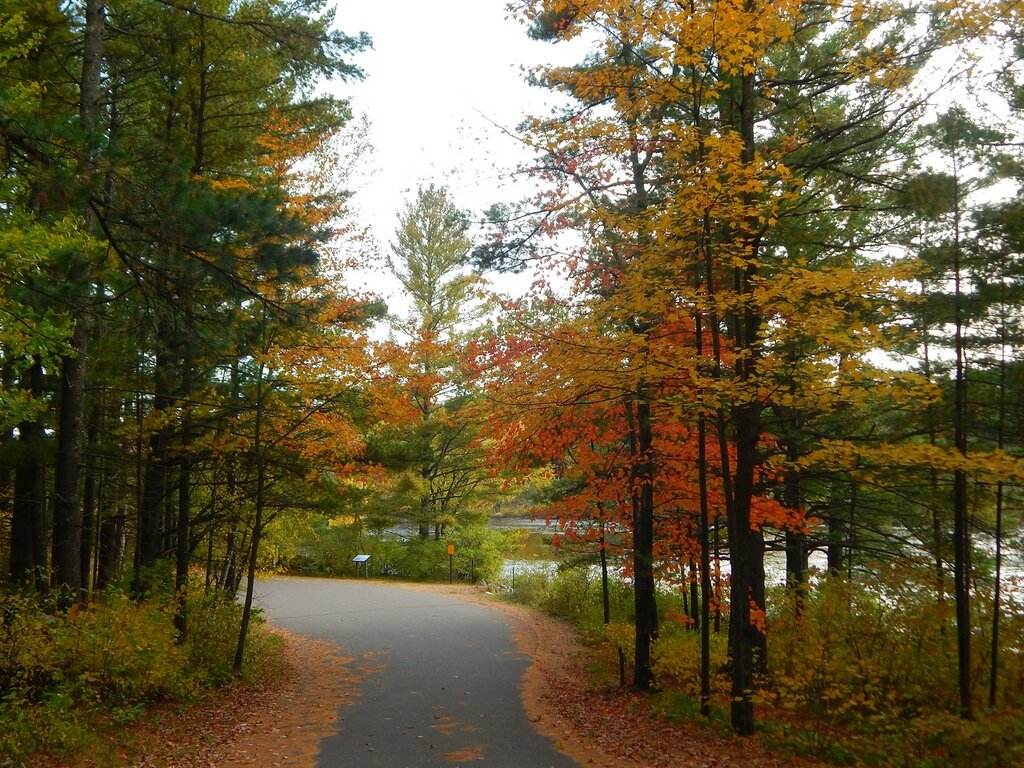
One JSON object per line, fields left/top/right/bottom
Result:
{"left": 759, "top": 563, "right": 1024, "bottom": 767}
{"left": 506, "top": 569, "right": 552, "bottom": 606}
{"left": 284, "top": 524, "right": 523, "bottom": 583}
{"left": 0, "top": 584, "right": 273, "bottom": 765}
{"left": 507, "top": 563, "right": 634, "bottom": 635}
{"left": 651, "top": 625, "right": 730, "bottom": 702}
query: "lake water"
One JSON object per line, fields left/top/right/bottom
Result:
{"left": 494, "top": 518, "right": 1024, "bottom": 600}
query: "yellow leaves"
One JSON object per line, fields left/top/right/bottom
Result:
{"left": 932, "top": 0, "right": 1014, "bottom": 42}
{"left": 797, "top": 440, "right": 1024, "bottom": 485}
{"left": 754, "top": 260, "right": 919, "bottom": 365}
{"left": 200, "top": 175, "right": 256, "bottom": 193}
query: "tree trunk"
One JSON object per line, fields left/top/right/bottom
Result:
{"left": 137, "top": 334, "right": 173, "bottom": 580}
{"left": 688, "top": 560, "right": 700, "bottom": 631}
{"left": 96, "top": 507, "right": 125, "bottom": 589}
{"left": 784, "top": 529, "right": 805, "bottom": 607}
{"left": 951, "top": 155, "right": 972, "bottom": 721}
{"left": 235, "top": 311, "right": 268, "bottom": 672}
{"left": 600, "top": 523, "right": 610, "bottom": 626}
{"left": 53, "top": 0, "right": 105, "bottom": 604}
{"left": 0, "top": 363, "right": 14, "bottom": 527}
{"left": 10, "top": 361, "right": 47, "bottom": 592}
{"left": 729, "top": 401, "right": 766, "bottom": 736}
{"left": 79, "top": 402, "right": 101, "bottom": 594}
{"left": 726, "top": 60, "right": 766, "bottom": 737}
{"left": 697, "top": 414, "right": 712, "bottom": 716}
{"left": 175, "top": 288, "right": 194, "bottom": 638}
{"left": 220, "top": 517, "right": 239, "bottom": 592}
{"left": 630, "top": 395, "right": 658, "bottom": 690}
{"left": 52, "top": 322, "right": 86, "bottom": 600}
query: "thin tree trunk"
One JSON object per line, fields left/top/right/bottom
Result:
{"left": 698, "top": 415, "right": 712, "bottom": 716}
{"left": 175, "top": 288, "right": 194, "bottom": 638}
{"left": 219, "top": 358, "right": 241, "bottom": 593}
{"left": 951, "top": 153, "right": 972, "bottom": 721}
{"left": 600, "top": 522, "right": 611, "bottom": 626}
{"left": 205, "top": 520, "right": 215, "bottom": 591}
{"left": 235, "top": 311, "right": 268, "bottom": 673}
{"left": 713, "top": 515, "right": 721, "bottom": 634}
{"left": 137, "top": 331, "right": 173, "bottom": 581}
{"left": 220, "top": 518, "right": 239, "bottom": 591}
{"left": 826, "top": 509, "right": 844, "bottom": 574}
{"left": 96, "top": 509, "right": 125, "bottom": 589}
{"left": 0, "top": 363, "right": 14, "bottom": 526}
{"left": 630, "top": 395, "right": 658, "bottom": 690}
{"left": 688, "top": 560, "right": 700, "bottom": 631}
{"left": 80, "top": 401, "right": 101, "bottom": 594}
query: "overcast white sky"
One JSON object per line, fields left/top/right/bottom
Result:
{"left": 327, "top": 0, "right": 586, "bottom": 307}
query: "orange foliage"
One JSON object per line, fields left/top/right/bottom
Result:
{"left": 474, "top": 302, "right": 803, "bottom": 589}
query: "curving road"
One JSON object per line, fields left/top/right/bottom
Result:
{"left": 254, "top": 577, "right": 579, "bottom": 768}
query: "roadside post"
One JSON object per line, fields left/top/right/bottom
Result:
{"left": 447, "top": 543, "right": 455, "bottom": 584}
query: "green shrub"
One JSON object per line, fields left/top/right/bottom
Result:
{"left": 284, "top": 523, "right": 523, "bottom": 583}
{"left": 507, "top": 570, "right": 552, "bottom": 606}
{"left": 505, "top": 563, "right": 634, "bottom": 636}
{"left": 450, "top": 527, "right": 523, "bottom": 583}
{"left": 0, "top": 582, "right": 277, "bottom": 764}
{"left": 183, "top": 593, "right": 251, "bottom": 685}
{"left": 63, "top": 592, "right": 189, "bottom": 704}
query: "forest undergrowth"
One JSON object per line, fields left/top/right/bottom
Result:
{"left": 508, "top": 562, "right": 1024, "bottom": 768}
{"left": 0, "top": 577, "right": 278, "bottom": 767}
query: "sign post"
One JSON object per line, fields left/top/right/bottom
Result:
{"left": 447, "top": 543, "right": 455, "bottom": 584}
{"left": 352, "top": 554, "right": 370, "bottom": 578}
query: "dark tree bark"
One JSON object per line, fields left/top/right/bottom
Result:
{"left": 96, "top": 506, "right": 125, "bottom": 589}
{"left": 726, "top": 62, "right": 767, "bottom": 737}
{"left": 52, "top": 323, "right": 86, "bottom": 599}
{"left": 136, "top": 332, "right": 173, "bottom": 581}
{"left": 175, "top": 303, "right": 194, "bottom": 638}
{"left": 10, "top": 361, "right": 48, "bottom": 592}
{"left": 697, "top": 415, "right": 712, "bottom": 717}
{"left": 79, "top": 402, "right": 102, "bottom": 593}
{"left": 0, "top": 364, "right": 14, "bottom": 528}
{"left": 52, "top": 0, "right": 106, "bottom": 602}
{"left": 688, "top": 561, "right": 700, "bottom": 631}
{"left": 728, "top": 400, "right": 767, "bottom": 736}
{"left": 235, "top": 310, "right": 269, "bottom": 672}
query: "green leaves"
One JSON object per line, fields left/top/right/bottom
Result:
{"left": 388, "top": 184, "right": 478, "bottom": 336}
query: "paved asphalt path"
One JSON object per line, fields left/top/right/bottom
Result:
{"left": 253, "top": 577, "right": 580, "bottom": 768}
